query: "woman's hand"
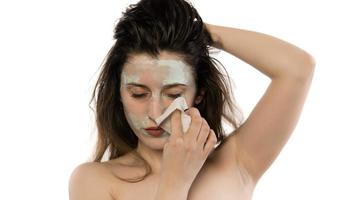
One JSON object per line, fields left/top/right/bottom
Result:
{"left": 204, "top": 23, "right": 223, "bottom": 49}
{"left": 159, "top": 108, "right": 218, "bottom": 188}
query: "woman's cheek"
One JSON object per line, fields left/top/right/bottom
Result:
{"left": 125, "top": 111, "right": 149, "bottom": 132}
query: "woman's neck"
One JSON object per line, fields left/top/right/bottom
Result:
{"left": 135, "top": 141, "right": 164, "bottom": 175}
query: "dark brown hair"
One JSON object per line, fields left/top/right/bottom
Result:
{"left": 89, "top": 0, "right": 243, "bottom": 182}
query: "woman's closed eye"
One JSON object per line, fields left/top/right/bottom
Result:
{"left": 131, "top": 93, "right": 182, "bottom": 99}
{"left": 167, "top": 93, "right": 182, "bottom": 98}
{"left": 131, "top": 93, "right": 147, "bottom": 98}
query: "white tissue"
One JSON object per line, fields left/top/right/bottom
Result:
{"left": 154, "top": 97, "right": 191, "bottom": 134}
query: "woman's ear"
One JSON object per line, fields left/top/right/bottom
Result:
{"left": 194, "top": 89, "right": 205, "bottom": 105}
{"left": 194, "top": 97, "right": 202, "bottom": 105}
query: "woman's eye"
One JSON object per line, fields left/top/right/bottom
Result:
{"left": 168, "top": 94, "right": 182, "bottom": 98}
{"left": 131, "top": 93, "right": 147, "bottom": 98}
{"left": 131, "top": 93, "right": 181, "bottom": 99}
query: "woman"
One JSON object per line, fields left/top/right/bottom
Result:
{"left": 69, "top": 0, "right": 315, "bottom": 199}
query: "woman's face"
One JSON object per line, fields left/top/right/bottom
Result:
{"left": 120, "top": 51, "right": 199, "bottom": 149}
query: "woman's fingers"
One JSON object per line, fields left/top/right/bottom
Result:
{"left": 197, "top": 118, "right": 210, "bottom": 145}
{"left": 170, "top": 107, "right": 215, "bottom": 158}
{"left": 184, "top": 108, "right": 202, "bottom": 140}
{"left": 170, "top": 109, "right": 183, "bottom": 141}
{"left": 203, "top": 129, "right": 218, "bottom": 157}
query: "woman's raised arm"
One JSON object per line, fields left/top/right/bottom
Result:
{"left": 205, "top": 23, "right": 315, "bottom": 183}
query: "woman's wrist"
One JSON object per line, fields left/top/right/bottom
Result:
{"left": 204, "top": 23, "right": 223, "bottom": 49}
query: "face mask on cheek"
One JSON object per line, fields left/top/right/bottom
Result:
{"left": 124, "top": 111, "right": 150, "bottom": 136}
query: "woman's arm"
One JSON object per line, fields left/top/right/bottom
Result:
{"left": 206, "top": 23, "right": 315, "bottom": 79}
{"left": 205, "top": 23, "right": 315, "bottom": 183}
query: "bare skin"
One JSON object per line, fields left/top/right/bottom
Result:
{"left": 69, "top": 23, "right": 315, "bottom": 200}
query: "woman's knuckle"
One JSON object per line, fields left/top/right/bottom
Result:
{"left": 169, "top": 138, "right": 182, "bottom": 147}
{"left": 203, "top": 118, "right": 210, "bottom": 128}
{"left": 193, "top": 108, "right": 201, "bottom": 115}
{"left": 200, "top": 125, "right": 209, "bottom": 134}
{"left": 194, "top": 115, "right": 202, "bottom": 123}
{"left": 188, "top": 143, "right": 197, "bottom": 152}
{"left": 211, "top": 136, "right": 218, "bottom": 144}
{"left": 188, "top": 107, "right": 201, "bottom": 117}
{"left": 204, "top": 124, "right": 210, "bottom": 132}
{"left": 200, "top": 118, "right": 206, "bottom": 125}
{"left": 184, "top": 145, "right": 192, "bottom": 152}
{"left": 187, "top": 107, "right": 194, "bottom": 113}
{"left": 209, "top": 130, "right": 217, "bottom": 139}
{"left": 211, "top": 138, "right": 217, "bottom": 145}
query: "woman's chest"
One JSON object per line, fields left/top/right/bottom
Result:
{"left": 114, "top": 164, "right": 253, "bottom": 200}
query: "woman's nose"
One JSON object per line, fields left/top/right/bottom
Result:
{"left": 147, "top": 98, "right": 166, "bottom": 121}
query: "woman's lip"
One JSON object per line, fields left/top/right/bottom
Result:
{"left": 145, "top": 127, "right": 163, "bottom": 130}
{"left": 144, "top": 129, "right": 165, "bottom": 137}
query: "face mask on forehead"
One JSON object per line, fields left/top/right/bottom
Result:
{"left": 123, "top": 59, "right": 193, "bottom": 84}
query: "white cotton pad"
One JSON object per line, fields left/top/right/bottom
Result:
{"left": 154, "top": 97, "right": 191, "bottom": 134}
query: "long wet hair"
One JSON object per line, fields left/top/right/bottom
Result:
{"left": 89, "top": 0, "right": 243, "bottom": 182}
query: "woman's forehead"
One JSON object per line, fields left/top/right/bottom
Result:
{"left": 121, "top": 62, "right": 195, "bottom": 86}
{"left": 124, "top": 54, "right": 189, "bottom": 69}
{"left": 121, "top": 52, "right": 196, "bottom": 88}
{"left": 121, "top": 65, "right": 194, "bottom": 87}
{"left": 124, "top": 51, "right": 190, "bottom": 69}
{"left": 122, "top": 54, "right": 194, "bottom": 83}
{"left": 123, "top": 59, "right": 190, "bottom": 74}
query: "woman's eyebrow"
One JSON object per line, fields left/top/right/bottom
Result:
{"left": 125, "top": 82, "right": 187, "bottom": 90}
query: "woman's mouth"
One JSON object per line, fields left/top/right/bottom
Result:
{"left": 144, "top": 127, "right": 165, "bottom": 137}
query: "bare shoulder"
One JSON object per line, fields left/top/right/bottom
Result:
{"left": 69, "top": 162, "right": 118, "bottom": 200}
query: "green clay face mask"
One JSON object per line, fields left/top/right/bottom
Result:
{"left": 120, "top": 54, "right": 197, "bottom": 138}
{"left": 121, "top": 59, "right": 194, "bottom": 87}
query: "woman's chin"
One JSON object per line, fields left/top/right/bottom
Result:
{"left": 140, "top": 136, "right": 169, "bottom": 149}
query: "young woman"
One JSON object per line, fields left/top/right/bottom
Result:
{"left": 69, "top": 0, "right": 315, "bottom": 199}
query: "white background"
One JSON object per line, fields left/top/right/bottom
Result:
{"left": 0, "top": 0, "right": 340, "bottom": 199}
